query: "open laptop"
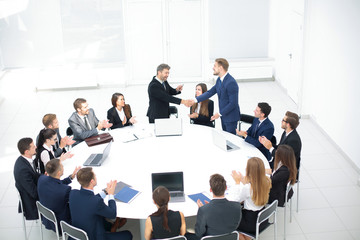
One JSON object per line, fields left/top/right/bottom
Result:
{"left": 151, "top": 172, "right": 185, "bottom": 202}
{"left": 154, "top": 118, "right": 182, "bottom": 137}
{"left": 83, "top": 141, "right": 112, "bottom": 166}
{"left": 212, "top": 129, "right": 240, "bottom": 152}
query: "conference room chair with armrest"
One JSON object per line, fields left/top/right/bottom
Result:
{"left": 60, "top": 220, "right": 89, "bottom": 240}
{"left": 36, "top": 201, "right": 60, "bottom": 240}
{"left": 169, "top": 106, "right": 178, "bottom": 118}
{"left": 238, "top": 114, "right": 255, "bottom": 131}
{"left": 66, "top": 127, "right": 73, "bottom": 136}
{"left": 200, "top": 231, "right": 238, "bottom": 240}
{"left": 154, "top": 236, "right": 187, "bottom": 240}
{"left": 239, "top": 200, "right": 278, "bottom": 240}
{"left": 281, "top": 182, "right": 294, "bottom": 240}
{"left": 296, "top": 166, "right": 301, "bottom": 212}
{"left": 16, "top": 188, "right": 30, "bottom": 240}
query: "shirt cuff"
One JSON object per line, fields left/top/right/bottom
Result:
{"left": 270, "top": 147, "right": 274, "bottom": 153}
{"left": 100, "top": 191, "right": 107, "bottom": 199}
{"left": 108, "top": 195, "right": 115, "bottom": 201}
{"left": 193, "top": 98, "right": 198, "bottom": 103}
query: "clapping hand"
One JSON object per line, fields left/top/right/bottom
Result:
{"left": 259, "top": 136, "right": 272, "bottom": 150}
{"left": 106, "top": 180, "right": 117, "bottom": 195}
{"left": 60, "top": 151, "right": 74, "bottom": 161}
{"left": 210, "top": 113, "right": 220, "bottom": 121}
{"left": 176, "top": 84, "right": 184, "bottom": 92}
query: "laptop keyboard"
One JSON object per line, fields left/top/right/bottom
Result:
{"left": 227, "top": 145, "right": 233, "bottom": 150}
{"left": 90, "top": 155, "right": 103, "bottom": 165}
{"left": 170, "top": 192, "right": 184, "bottom": 197}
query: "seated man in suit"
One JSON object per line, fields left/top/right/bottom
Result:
{"left": 13, "top": 138, "right": 40, "bottom": 220}
{"left": 37, "top": 159, "right": 80, "bottom": 232}
{"left": 186, "top": 174, "right": 241, "bottom": 240}
{"left": 36, "top": 114, "right": 75, "bottom": 157}
{"left": 69, "top": 167, "right": 132, "bottom": 240}
{"left": 147, "top": 63, "right": 192, "bottom": 123}
{"left": 68, "top": 98, "right": 112, "bottom": 144}
{"left": 259, "top": 111, "right": 302, "bottom": 172}
{"left": 236, "top": 102, "right": 274, "bottom": 160}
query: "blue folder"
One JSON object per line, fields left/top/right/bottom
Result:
{"left": 114, "top": 186, "right": 140, "bottom": 203}
{"left": 188, "top": 192, "right": 211, "bottom": 205}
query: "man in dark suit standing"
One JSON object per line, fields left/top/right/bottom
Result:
{"left": 195, "top": 58, "right": 240, "bottom": 134}
{"left": 147, "top": 63, "right": 192, "bottom": 123}
{"left": 236, "top": 102, "right": 274, "bottom": 160}
{"left": 37, "top": 159, "right": 80, "bottom": 232}
{"left": 14, "top": 138, "right": 40, "bottom": 220}
{"left": 186, "top": 174, "right": 241, "bottom": 240}
{"left": 68, "top": 98, "right": 112, "bottom": 144}
{"left": 259, "top": 111, "right": 302, "bottom": 171}
{"left": 69, "top": 167, "right": 132, "bottom": 240}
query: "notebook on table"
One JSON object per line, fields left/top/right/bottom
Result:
{"left": 151, "top": 172, "right": 185, "bottom": 202}
{"left": 83, "top": 141, "right": 112, "bottom": 166}
{"left": 212, "top": 129, "right": 240, "bottom": 152}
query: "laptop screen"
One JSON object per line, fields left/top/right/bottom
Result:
{"left": 151, "top": 172, "right": 184, "bottom": 192}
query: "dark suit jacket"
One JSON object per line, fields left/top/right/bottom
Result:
{"left": 69, "top": 188, "right": 117, "bottom": 240}
{"left": 190, "top": 100, "right": 214, "bottom": 127}
{"left": 68, "top": 108, "right": 99, "bottom": 143}
{"left": 195, "top": 198, "right": 241, "bottom": 238}
{"left": 107, "top": 105, "right": 133, "bottom": 129}
{"left": 272, "top": 129, "right": 302, "bottom": 170}
{"left": 37, "top": 175, "right": 72, "bottom": 232}
{"left": 147, "top": 77, "right": 182, "bottom": 123}
{"left": 196, "top": 74, "right": 240, "bottom": 123}
{"left": 268, "top": 165, "right": 293, "bottom": 206}
{"left": 245, "top": 118, "right": 274, "bottom": 160}
{"left": 36, "top": 128, "right": 66, "bottom": 158}
{"left": 13, "top": 156, "right": 40, "bottom": 220}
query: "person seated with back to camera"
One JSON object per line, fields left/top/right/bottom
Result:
{"left": 145, "top": 186, "right": 186, "bottom": 240}
{"left": 35, "top": 129, "right": 73, "bottom": 174}
{"left": 189, "top": 83, "right": 214, "bottom": 127}
{"left": 267, "top": 144, "right": 297, "bottom": 206}
{"left": 228, "top": 157, "right": 272, "bottom": 240}
{"left": 107, "top": 93, "right": 137, "bottom": 129}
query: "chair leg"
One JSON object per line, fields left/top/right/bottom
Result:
{"left": 290, "top": 198, "right": 293, "bottom": 223}
{"left": 274, "top": 212, "right": 277, "bottom": 240}
{"left": 284, "top": 204, "right": 287, "bottom": 240}
{"left": 21, "top": 215, "right": 27, "bottom": 240}
{"left": 296, "top": 180, "right": 300, "bottom": 212}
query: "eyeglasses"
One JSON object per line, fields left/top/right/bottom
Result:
{"left": 282, "top": 119, "right": 288, "bottom": 123}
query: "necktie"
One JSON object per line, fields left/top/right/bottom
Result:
{"left": 253, "top": 120, "right": 260, "bottom": 137}
{"left": 162, "top": 81, "right": 166, "bottom": 90}
{"left": 84, "top": 116, "right": 91, "bottom": 130}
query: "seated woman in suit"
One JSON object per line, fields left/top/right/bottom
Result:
{"left": 267, "top": 144, "right": 297, "bottom": 206}
{"left": 189, "top": 83, "right": 214, "bottom": 127}
{"left": 107, "top": 93, "right": 136, "bottom": 130}
{"left": 229, "top": 157, "right": 271, "bottom": 240}
{"left": 144, "top": 186, "right": 186, "bottom": 240}
{"left": 36, "top": 129, "right": 72, "bottom": 174}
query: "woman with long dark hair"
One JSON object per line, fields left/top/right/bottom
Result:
{"left": 107, "top": 93, "right": 136, "bottom": 129}
{"left": 268, "top": 144, "right": 297, "bottom": 206}
{"left": 189, "top": 83, "right": 214, "bottom": 127}
{"left": 144, "top": 186, "right": 186, "bottom": 240}
{"left": 229, "top": 157, "right": 272, "bottom": 240}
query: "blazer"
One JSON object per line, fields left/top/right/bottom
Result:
{"left": 69, "top": 188, "right": 117, "bottom": 240}
{"left": 196, "top": 73, "right": 240, "bottom": 123}
{"left": 245, "top": 118, "right": 274, "bottom": 160}
{"left": 195, "top": 198, "right": 241, "bottom": 238}
{"left": 37, "top": 175, "right": 72, "bottom": 232}
{"left": 35, "top": 146, "right": 55, "bottom": 174}
{"left": 190, "top": 100, "right": 214, "bottom": 127}
{"left": 13, "top": 156, "right": 40, "bottom": 220}
{"left": 36, "top": 128, "right": 66, "bottom": 158}
{"left": 146, "top": 77, "right": 182, "bottom": 123}
{"left": 107, "top": 105, "right": 133, "bottom": 129}
{"left": 272, "top": 129, "right": 302, "bottom": 170}
{"left": 268, "top": 165, "right": 293, "bottom": 206}
{"left": 68, "top": 108, "right": 99, "bottom": 143}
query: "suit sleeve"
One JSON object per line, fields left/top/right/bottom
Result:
{"left": 68, "top": 117, "right": 98, "bottom": 141}
{"left": 219, "top": 80, "right": 239, "bottom": 116}
{"left": 195, "top": 207, "right": 206, "bottom": 238}
{"left": 150, "top": 83, "right": 182, "bottom": 105}
{"left": 107, "top": 109, "right": 124, "bottom": 129}
{"left": 271, "top": 168, "right": 289, "bottom": 185}
{"left": 19, "top": 168, "right": 38, "bottom": 200}
{"left": 167, "top": 82, "right": 181, "bottom": 96}
{"left": 95, "top": 198, "right": 117, "bottom": 220}
{"left": 196, "top": 83, "right": 218, "bottom": 103}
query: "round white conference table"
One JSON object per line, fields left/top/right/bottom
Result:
{"left": 62, "top": 120, "right": 269, "bottom": 239}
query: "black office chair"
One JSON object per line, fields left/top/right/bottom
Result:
{"left": 66, "top": 127, "right": 73, "bottom": 136}
{"left": 169, "top": 106, "right": 178, "bottom": 118}
{"left": 238, "top": 114, "right": 255, "bottom": 130}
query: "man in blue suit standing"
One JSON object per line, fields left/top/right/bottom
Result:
{"left": 236, "top": 102, "right": 274, "bottom": 160}
{"left": 37, "top": 159, "right": 80, "bottom": 233}
{"left": 195, "top": 58, "right": 240, "bottom": 134}
{"left": 69, "top": 167, "right": 132, "bottom": 240}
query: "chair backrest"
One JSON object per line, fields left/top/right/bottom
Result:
{"left": 240, "top": 114, "right": 255, "bottom": 124}
{"left": 60, "top": 220, "right": 89, "bottom": 240}
{"left": 154, "top": 236, "right": 187, "bottom": 240}
{"left": 285, "top": 181, "right": 293, "bottom": 203}
{"left": 36, "top": 201, "right": 60, "bottom": 237}
{"left": 201, "top": 231, "right": 239, "bottom": 240}
{"left": 66, "top": 127, "right": 73, "bottom": 136}
{"left": 16, "top": 188, "right": 25, "bottom": 216}
{"left": 257, "top": 200, "right": 278, "bottom": 224}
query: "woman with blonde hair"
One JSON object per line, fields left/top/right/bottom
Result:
{"left": 145, "top": 186, "right": 186, "bottom": 240}
{"left": 189, "top": 83, "right": 214, "bottom": 127}
{"left": 229, "top": 157, "right": 271, "bottom": 240}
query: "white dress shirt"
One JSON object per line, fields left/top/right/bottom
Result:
{"left": 228, "top": 183, "right": 265, "bottom": 211}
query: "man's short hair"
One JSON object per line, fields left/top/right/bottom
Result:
{"left": 209, "top": 174, "right": 226, "bottom": 196}
{"left": 42, "top": 114, "right": 57, "bottom": 128}
{"left": 45, "top": 159, "right": 61, "bottom": 177}
{"left": 156, "top": 64, "right": 170, "bottom": 74}
{"left": 76, "top": 167, "right": 94, "bottom": 188}
{"left": 17, "top": 138, "right": 33, "bottom": 155}
{"left": 258, "top": 102, "right": 272, "bottom": 118}
{"left": 215, "top": 58, "right": 229, "bottom": 72}
{"left": 285, "top": 111, "right": 300, "bottom": 129}
{"left": 73, "top": 98, "right": 87, "bottom": 111}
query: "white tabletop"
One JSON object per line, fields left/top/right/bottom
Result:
{"left": 62, "top": 120, "right": 269, "bottom": 220}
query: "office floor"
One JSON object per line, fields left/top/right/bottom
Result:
{"left": 0, "top": 70, "right": 359, "bottom": 240}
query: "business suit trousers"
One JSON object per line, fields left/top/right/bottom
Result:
{"left": 221, "top": 119, "right": 237, "bottom": 135}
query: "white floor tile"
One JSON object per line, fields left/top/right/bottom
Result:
{"left": 305, "top": 231, "right": 354, "bottom": 240}
{"left": 350, "top": 230, "right": 360, "bottom": 240}
{"left": 307, "top": 169, "right": 354, "bottom": 188}
{"left": 333, "top": 206, "right": 360, "bottom": 230}
{"left": 320, "top": 186, "right": 360, "bottom": 207}
{"left": 297, "top": 188, "right": 330, "bottom": 210}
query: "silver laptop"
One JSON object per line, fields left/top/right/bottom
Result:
{"left": 154, "top": 118, "right": 182, "bottom": 137}
{"left": 212, "top": 129, "right": 240, "bottom": 152}
{"left": 83, "top": 141, "right": 112, "bottom": 166}
{"left": 151, "top": 172, "right": 185, "bottom": 202}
